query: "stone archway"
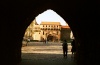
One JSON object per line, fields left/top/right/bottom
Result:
{"left": 47, "top": 34, "right": 53, "bottom": 41}
{"left": 1, "top": 1, "right": 99, "bottom": 65}
{"left": 47, "top": 34, "right": 58, "bottom": 42}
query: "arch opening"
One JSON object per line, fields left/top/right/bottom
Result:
{"left": 21, "top": 9, "right": 76, "bottom": 65}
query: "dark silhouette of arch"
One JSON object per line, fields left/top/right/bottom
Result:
{"left": 1, "top": 0, "right": 99, "bottom": 65}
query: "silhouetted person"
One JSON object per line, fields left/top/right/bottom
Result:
{"left": 43, "top": 39, "right": 46, "bottom": 44}
{"left": 62, "top": 40, "right": 68, "bottom": 58}
{"left": 26, "top": 38, "right": 30, "bottom": 46}
{"left": 71, "top": 39, "right": 76, "bottom": 57}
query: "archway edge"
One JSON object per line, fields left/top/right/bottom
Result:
{"left": 24, "top": 2, "right": 79, "bottom": 41}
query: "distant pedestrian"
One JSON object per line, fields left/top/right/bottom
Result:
{"left": 43, "top": 39, "right": 46, "bottom": 44}
{"left": 62, "top": 39, "right": 68, "bottom": 58}
{"left": 26, "top": 38, "right": 30, "bottom": 46}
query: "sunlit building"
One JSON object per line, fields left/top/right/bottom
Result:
{"left": 70, "top": 31, "right": 74, "bottom": 40}
{"left": 61, "top": 26, "right": 71, "bottom": 41}
{"left": 40, "top": 22, "right": 61, "bottom": 42}
{"left": 24, "top": 19, "right": 71, "bottom": 42}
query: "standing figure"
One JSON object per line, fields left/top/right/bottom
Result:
{"left": 62, "top": 40, "right": 68, "bottom": 58}
{"left": 26, "top": 38, "right": 30, "bottom": 46}
{"left": 71, "top": 39, "right": 76, "bottom": 57}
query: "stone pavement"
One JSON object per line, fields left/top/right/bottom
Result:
{"left": 18, "top": 42, "right": 77, "bottom": 65}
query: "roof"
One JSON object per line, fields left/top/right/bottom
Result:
{"left": 40, "top": 22, "right": 61, "bottom": 25}
{"left": 61, "top": 26, "right": 70, "bottom": 28}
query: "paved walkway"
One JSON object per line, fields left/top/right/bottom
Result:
{"left": 18, "top": 42, "right": 77, "bottom": 65}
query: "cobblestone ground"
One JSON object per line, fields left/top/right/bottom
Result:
{"left": 18, "top": 42, "right": 77, "bottom": 65}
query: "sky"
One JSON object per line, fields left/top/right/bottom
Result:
{"left": 36, "top": 9, "right": 68, "bottom": 26}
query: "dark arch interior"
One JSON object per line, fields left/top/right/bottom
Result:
{"left": 1, "top": 0, "right": 99, "bottom": 65}
{"left": 47, "top": 34, "right": 53, "bottom": 41}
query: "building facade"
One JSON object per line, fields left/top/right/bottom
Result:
{"left": 24, "top": 19, "right": 71, "bottom": 42}
{"left": 40, "top": 22, "right": 61, "bottom": 42}
{"left": 60, "top": 26, "right": 71, "bottom": 41}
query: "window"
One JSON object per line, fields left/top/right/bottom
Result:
{"left": 43, "top": 31, "right": 44, "bottom": 35}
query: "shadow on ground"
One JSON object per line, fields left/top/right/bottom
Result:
{"left": 19, "top": 53, "right": 77, "bottom": 65}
